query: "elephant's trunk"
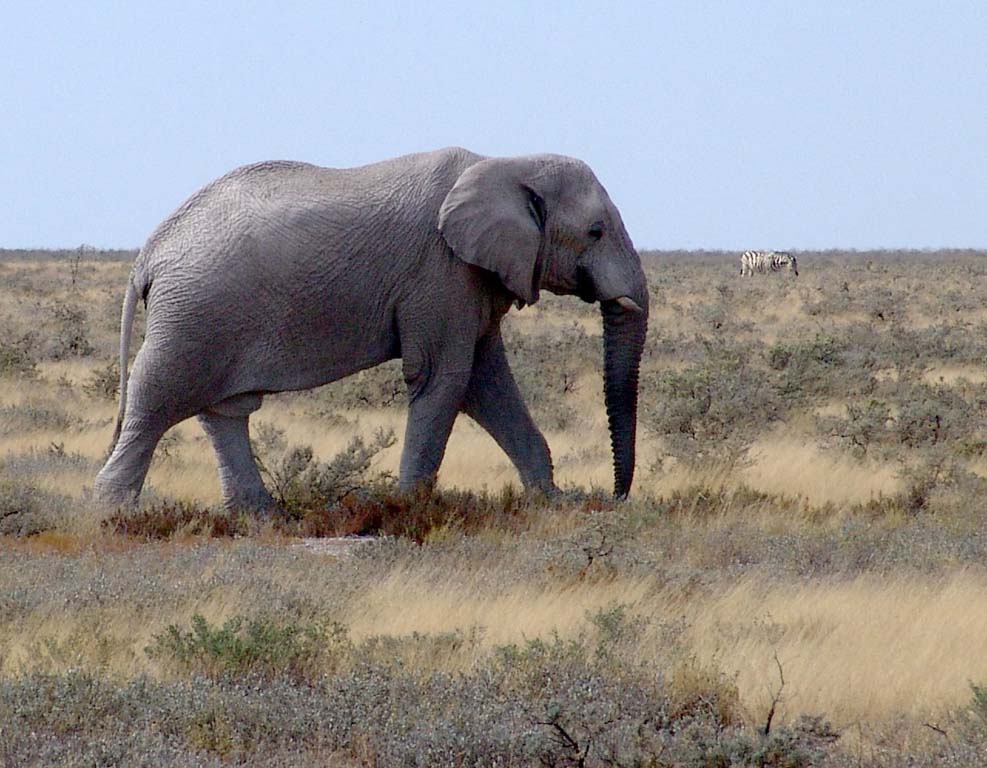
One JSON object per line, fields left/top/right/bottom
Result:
{"left": 601, "top": 295, "right": 648, "bottom": 498}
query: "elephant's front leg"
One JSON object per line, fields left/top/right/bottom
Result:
{"left": 399, "top": 366, "right": 473, "bottom": 492}
{"left": 463, "top": 331, "right": 556, "bottom": 493}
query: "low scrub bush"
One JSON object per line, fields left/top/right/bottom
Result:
{"left": 769, "top": 332, "right": 859, "bottom": 398}
{"left": 0, "top": 648, "right": 839, "bottom": 767}
{"left": 0, "top": 334, "right": 37, "bottom": 377}
{"left": 0, "top": 480, "right": 60, "bottom": 536}
{"left": 83, "top": 361, "right": 120, "bottom": 400}
{"left": 146, "top": 614, "right": 342, "bottom": 681}
{"left": 502, "top": 323, "right": 600, "bottom": 431}
{"left": 894, "top": 383, "right": 976, "bottom": 449}
{"left": 0, "top": 400, "right": 77, "bottom": 434}
{"left": 642, "top": 340, "right": 783, "bottom": 463}
{"left": 297, "top": 482, "right": 534, "bottom": 542}
{"left": 824, "top": 382, "right": 983, "bottom": 463}
{"left": 252, "top": 424, "right": 396, "bottom": 516}
{"left": 103, "top": 501, "right": 252, "bottom": 539}
{"left": 304, "top": 359, "right": 407, "bottom": 412}
{"left": 45, "top": 303, "right": 94, "bottom": 359}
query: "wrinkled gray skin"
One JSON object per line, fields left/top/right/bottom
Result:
{"left": 94, "top": 148, "right": 649, "bottom": 511}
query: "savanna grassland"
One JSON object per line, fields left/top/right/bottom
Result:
{"left": 3, "top": 247, "right": 987, "bottom": 766}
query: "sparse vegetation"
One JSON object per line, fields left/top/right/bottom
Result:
{"left": 2, "top": 248, "right": 987, "bottom": 764}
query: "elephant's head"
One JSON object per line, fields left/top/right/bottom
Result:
{"left": 438, "top": 155, "right": 649, "bottom": 497}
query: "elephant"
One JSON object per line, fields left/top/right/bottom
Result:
{"left": 93, "top": 147, "right": 649, "bottom": 511}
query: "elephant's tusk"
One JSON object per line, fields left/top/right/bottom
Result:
{"left": 614, "top": 296, "right": 643, "bottom": 313}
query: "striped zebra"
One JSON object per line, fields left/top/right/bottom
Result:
{"left": 740, "top": 250, "right": 798, "bottom": 277}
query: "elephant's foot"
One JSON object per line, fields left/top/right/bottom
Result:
{"left": 91, "top": 472, "right": 141, "bottom": 509}
{"left": 543, "top": 482, "right": 562, "bottom": 498}
{"left": 221, "top": 485, "right": 280, "bottom": 516}
{"left": 524, "top": 479, "right": 561, "bottom": 499}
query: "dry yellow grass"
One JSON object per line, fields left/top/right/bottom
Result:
{"left": 922, "top": 364, "right": 987, "bottom": 386}
{"left": 740, "top": 434, "right": 901, "bottom": 506}
{"left": 684, "top": 571, "right": 987, "bottom": 724}
{"left": 342, "top": 568, "right": 652, "bottom": 647}
{"left": 335, "top": 565, "right": 987, "bottom": 725}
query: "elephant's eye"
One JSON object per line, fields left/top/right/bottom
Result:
{"left": 588, "top": 222, "right": 604, "bottom": 242}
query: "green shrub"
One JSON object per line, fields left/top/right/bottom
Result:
{"left": 146, "top": 613, "right": 342, "bottom": 681}
{"left": 0, "top": 401, "right": 76, "bottom": 434}
{"left": 252, "top": 425, "right": 396, "bottom": 516}
{"left": 642, "top": 341, "right": 782, "bottom": 462}
{"left": 824, "top": 399, "right": 892, "bottom": 456}
{"left": 769, "top": 333, "right": 847, "bottom": 397}
{"left": 502, "top": 322, "right": 600, "bottom": 430}
{"left": 304, "top": 359, "right": 407, "bottom": 412}
{"left": 894, "top": 383, "right": 975, "bottom": 448}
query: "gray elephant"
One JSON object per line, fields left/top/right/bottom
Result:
{"left": 94, "top": 147, "right": 649, "bottom": 510}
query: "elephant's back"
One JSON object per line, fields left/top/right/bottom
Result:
{"left": 133, "top": 146, "right": 487, "bottom": 340}
{"left": 139, "top": 148, "right": 482, "bottom": 270}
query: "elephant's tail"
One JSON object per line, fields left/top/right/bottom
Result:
{"left": 108, "top": 274, "right": 141, "bottom": 453}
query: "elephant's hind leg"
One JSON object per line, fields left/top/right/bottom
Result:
{"left": 94, "top": 414, "right": 169, "bottom": 506}
{"left": 199, "top": 394, "right": 276, "bottom": 513}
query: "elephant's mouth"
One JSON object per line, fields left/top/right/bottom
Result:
{"left": 576, "top": 265, "right": 645, "bottom": 313}
{"left": 575, "top": 266, "right": 597, "bottom": 303}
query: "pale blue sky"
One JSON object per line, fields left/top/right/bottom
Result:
{"left": 3, "top": 2, "right": 985, "bottom": 249}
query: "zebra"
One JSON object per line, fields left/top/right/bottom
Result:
{"left": 740, "top": 250, "right": 798, "bottom": 277}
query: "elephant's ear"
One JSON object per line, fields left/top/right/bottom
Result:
{"left": 438, "top": 158, "right": 545, "bottom": 306}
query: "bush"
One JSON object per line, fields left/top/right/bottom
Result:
{"left": 83, "top": 361, "right": 119, "bottom": 400}
{"left": 298, "top": 482, "right": 534, "bottom": 542}
{"left": 769, "top": 333, "right": 848, "bottom": 398}
{"left": 304, "top": 360, "right": 407, "bottom": 412}
{"left": 894, "top": 383, "right": 975, "bottom": 448}
{"left": 46, "top": 304, "right": 93, "bottom": 359}
{"left": 103, "top": 501, "right": 252, "bottom": 539}
{"left": 0, "top": 335, "right": 37, "bottom": 377}
{"left": 0, "top": 400, "right": 76, "bottom": 434}
{"left": 823, "top": 399, "right": 892, "bottom": 456}
{"left": 0, "top": 607, "right": 843, "bottom": 766}
{"left": 0, "top": 480, "right": 59, "bottom": 536}
{"left": 642, "top": 339, "right": 782, "bottom": 463}
{"left": 146, "top": 614, "right": 342, "bottom": 681}
{"left": 502, "top": 322, "right": 600, "bottom": 431}
{"left": 252, "top": 425, "right": 396, "bottom": 516}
